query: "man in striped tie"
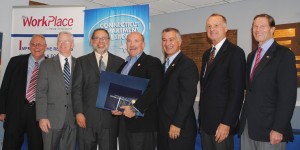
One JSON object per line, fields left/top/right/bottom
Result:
{"left": 36, "top": 31, "right": 77, "bottom": 150}
{"left": 0, "top": 34, "right": 46, "bottom": 150}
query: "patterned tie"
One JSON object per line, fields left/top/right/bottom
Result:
{"left": 250, "top": 47, "right": 262, "bottom": 80}
{"left": 99, "top": 56, "right": 106, "bottom": 72}
{"left": 26, "top": 62, "right": 39, "bottom": 102}
{"left": 208, "top": 47, "right": 216, "bottom": 66}
{"left": 63, "top": 58, "right": 71, "bottom": 89}
{"left": 165, "top": 58, "right": 170, "bottom": 72}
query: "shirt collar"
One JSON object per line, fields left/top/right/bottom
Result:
{"left": 166, "top": 50, "right": 181, "bottom": 64}
{"left": 259, "top": 38, "right": 274, "bottom": 53}
{"left": 212, "top": 38, "right": 226, "bottom": 54}
{"left": 126, "top": 52, "right": 143, "bottom": 62}
{"left": 29, "top": 54, "right": 45, "bottom": 64}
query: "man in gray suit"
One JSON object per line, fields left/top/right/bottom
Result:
{"left": 72, "top": 28, "right": 124, "bottom": 150}
{"left": 36, "top": 31, "right": 77, "bottom": 150}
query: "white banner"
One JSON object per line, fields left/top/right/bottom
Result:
{"left": 11, "top": 6, "right": 85, "bottom": 58}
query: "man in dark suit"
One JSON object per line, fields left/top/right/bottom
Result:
{"left": 239, "top": 14, "right": 297, "bottom": 150}
{"left": 0, "top": 34, "right": 46, "bottom": 150}
{"left": 72, "top": 28, "right": 124, "bottom": 150}
{"left": 199, "top": 13, "right": 246, "bottom": 150}
{"left": 112, "top": 32, "right": 163, "bottom": 150}
{"left": 36, "top": 31, "right": 77, "bottom": 150}
{"left": 157, "top": 28, "right": 199, "bottom": 150}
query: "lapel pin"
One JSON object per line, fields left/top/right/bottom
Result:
{"left": 266, "top": 56, "right": 270, "bottom": 59}
{"left": 172, "top": 64, "right": 175, "bottom": 67}
{"left": 138, "top": 63, "right": 141, "bottom": 66}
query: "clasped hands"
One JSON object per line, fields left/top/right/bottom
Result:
{"left": 111, "top": 106, "right": 136, "bottom": 118}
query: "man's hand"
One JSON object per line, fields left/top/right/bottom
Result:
{"left": 111, "top": 110, "right": 123, "bottom": 115}
{"left": 120, "top": 106, "right": 135, "bottom": 118}
{"left": 39, "top": 119, "right": 51, "bottom": 133}
{"left": 169, "top": 124, "right": 181, "bottom": 140}
{"left": 76, "top": 113, "right": 86, "bottom": 128}
{"left": 215, "top": 123, "right": 230, "bottom": 143}
{"left": 270, "top": 130, "right": 283, "bottom": 144}
{"left": 0, "top": 114, "right": 6, "bottom": 122}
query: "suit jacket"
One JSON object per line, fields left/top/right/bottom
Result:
{"left": 118, "top": 52, "right": 163, "bottom": 132}
{"left": 239, "top": 41, "right": 297, "bottom": 142}
{"left": 72, "top": 52, "right": 124, "bottom": 128}
{"left": 0, "top": 54, "right": 45, "bottom": 131}
{"left": 36, "top": 55, "right": 76, "bottom": 129}
{"left": 0, "top": 54, "right": 31, "bottom": 131}
{"left": 199, "top": 39, "right": 246, "bottom": 135}
{"left": 158, "top": 52, "right": 199, "bottom": 138}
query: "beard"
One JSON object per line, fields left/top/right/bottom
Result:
{"left": 93, "top": 45, "right": 107, "bottom": 55}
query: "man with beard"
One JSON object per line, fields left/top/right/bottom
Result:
{"left": 72, "top": 28, "right": 124, "bottom": 150}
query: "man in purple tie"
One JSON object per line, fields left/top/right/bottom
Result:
{"left": 0, "top": 34, "right": 46, "bottom": 150}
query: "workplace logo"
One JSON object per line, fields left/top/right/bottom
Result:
{"left": 22, "top": 16, "right": 74, "bottom": 27}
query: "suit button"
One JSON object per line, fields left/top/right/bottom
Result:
{"left": 66, "top": 93, "right": 69, "bottom": 95}
{"left": 65, "top": 105, "right": 67, "bottom": 107}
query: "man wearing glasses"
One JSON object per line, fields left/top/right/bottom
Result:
{"left": 0, "top": 34, "right": 46, "bottom": 150}
{"left": 72, "top": 28, "right": 124, "bottom": 150}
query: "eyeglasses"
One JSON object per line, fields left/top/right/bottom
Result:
{"left": 92, "top": 37, "right": 110, "bottom": 42}
{"left": 30, "top": 43, "right": 45, "bottom": 47}
{"left": 58, "top": 40, "right": 72, "bottom": 44}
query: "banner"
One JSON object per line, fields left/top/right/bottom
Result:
{"left": 11, "top": 6, "right": 85, "bottom": 58}
{"left": 84, "top": 4, "right": 150, "bottom": 58}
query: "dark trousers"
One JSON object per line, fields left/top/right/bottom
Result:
{"left": 119, "top": 116, "right": 157, "bottom": 150}
{"left": 157, "top": 126, "right": 195, "bottom": 150}
{"left": 77, "top": 121, "right": 117, "bottom": 150}
{"left": 3, "top": 104, "right": 43, "bottom": 150}
{"left": 200, "top": 130, "right": 233, "bottom": 150}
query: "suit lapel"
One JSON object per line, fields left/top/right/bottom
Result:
{"left": 246, "top": 51, "right": 256, "bottom": 84}
{"left": 164, "top": 52, "right": 183, "bottom": 78}
{"left": 106, "top": 52, "right": 117, "bottom": 72}
{"left": 203, "top": 40, "right": 230, "bottom": 82}
{"left": 128, "top": 52, "right": 146, "bottom": 76}
{"left": 53, "top": 55, "right": 66, "bottom": 89}
{"left": 87, "top": 52, "right": 100, "bottom": 76}
{"left": 251, "top": 41, "right": 277, "bottom": 82}
{"left": 21, "top": 54, "right": 31, "bottom": 94}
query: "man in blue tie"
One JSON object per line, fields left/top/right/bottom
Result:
{"left": 36, "top": 31, "right": 77, "bottom": 150}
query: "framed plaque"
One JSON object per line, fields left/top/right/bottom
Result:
{"left": 181, "top": 30, "right": 237, "bottom": 71}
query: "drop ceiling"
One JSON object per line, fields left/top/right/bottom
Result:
{"left": 35, "top": 0, "right": 245, "bottom": 16}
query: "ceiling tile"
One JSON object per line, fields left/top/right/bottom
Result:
{"left": 149, "top": 0, "right": 194, "bottom": 13}
{"left": 91, "top": 0, "right": 133, "bottom": 7}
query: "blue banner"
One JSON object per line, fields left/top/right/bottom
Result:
{"left": 84, "top": 4, "right": 150, "bottom": 58}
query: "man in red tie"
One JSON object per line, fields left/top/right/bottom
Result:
{"left": 239, "top": 14, "right": 297, "bottom": 150}
{"left": 0, "top": 34, "right": 46, "bottom": 150}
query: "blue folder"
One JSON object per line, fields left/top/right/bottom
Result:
{"left": 96, "top": 71, "right": 149, "bottom": 116}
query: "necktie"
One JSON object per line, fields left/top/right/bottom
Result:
{"left": 99, "top": 56, "right": 106, "bottom": 72}
{"left": 165, "top": 58, "right": 170, "bottom": 72}
{"left": 208, "top": 47, "right": 216, "bottom": 66}
{"left": 26, "top": 62, "right": 39, "bottom": 102}
{"left": 250, "top": 47, "right": 262, "bottom": 80}
{"left": 63, "top": 58, "right": 71, "bottom": 89}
